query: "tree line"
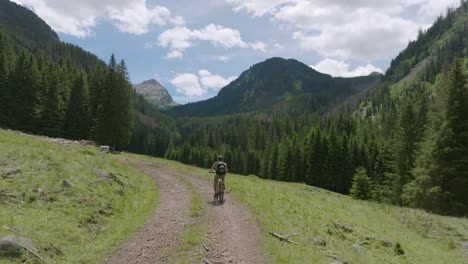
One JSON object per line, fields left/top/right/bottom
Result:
{"left": 159, "top": 57, "right": 467, "bottom": 216}
{"left": 0, "top": 30, "right": 133, "bottom": 148}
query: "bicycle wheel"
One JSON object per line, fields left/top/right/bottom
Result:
{"left": 217, "top": 179, "right": 224, "bottom": 203}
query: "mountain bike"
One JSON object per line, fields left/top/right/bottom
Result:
{"left": 215, "top": 177, "right": 225, "bottom": 204}
{"left": 209, "top": 172, "right": 225, "bottom": 204}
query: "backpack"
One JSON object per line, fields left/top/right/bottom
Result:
{"left": 216, "top": 162, "right": 227, "bottom": 175}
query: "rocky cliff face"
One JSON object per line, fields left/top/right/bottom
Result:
{"left": 133, "top": 79, "right": 178, "bottom": 109}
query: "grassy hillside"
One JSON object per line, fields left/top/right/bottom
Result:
{"left": 0, "top": 129, "right": 157, "bottom": 263}
{"left": 128, "top": 154, "right": 468, "bottom": 264}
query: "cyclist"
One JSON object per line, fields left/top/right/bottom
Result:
{"left": 209, "top": 155, "right": 228, "bottom": 199}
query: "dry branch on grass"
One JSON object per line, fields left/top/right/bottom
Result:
{"left": 332, "top": 221, "right": 353, "bottom": 233}
{"left": 269, "top": 232, "right": 299, "bottom": 245}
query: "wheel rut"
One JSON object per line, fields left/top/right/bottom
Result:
{"left": 171, "top": 170, "right": 264, "bottom": 264}
{"left": 108, "top": 158, "right": 264, "bottom": 264}
{"left": 107, "top": 161, "right": 191, "bottom": 264}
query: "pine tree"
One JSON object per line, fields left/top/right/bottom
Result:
{"left": 41, "top": 64, "right": 67, "bottom": 137}
{"left": 391, "top": 99, "right": 419, "bottom": 204}
{"left": 65, "top": 71, "right": 90, "bottom": 139}
{"left": 404, "top": 60, "right": 468, "bottom": 215}
{"left": 95, "top": 55, "right": 133, "bottom": 149}
{"left": 9, "top": 50, "right": 40, "bottom": 132}
{"left": 350, "top": 167, "right": 373, "bottom": 200}
{"left": 0, "top": 32, "right": 15, "bottom": 127}
{"left": 88, "top": 65, "right": 106, "bottom": 132}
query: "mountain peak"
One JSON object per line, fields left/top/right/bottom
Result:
{"left": 170, "top": 57, "right": 381, "bottom": 117}
{"left": 133, "top": 79, "right": 178, "bottom": 109}
{"left": 369, "top": 72, "right": 383, "bottom": 77}
{"left": 140, "top": 79, "right": 162, "bottom": 85}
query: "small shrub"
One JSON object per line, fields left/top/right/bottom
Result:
{"left": 80, "top": 148, "right": 96, "bottom": 156}
{"left": 394, "top": 242, "right": 405, "bottom": 255}
{"left": 27, "top": 194, "right": 38, "bottom": 203}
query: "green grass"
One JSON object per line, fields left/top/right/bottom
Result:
{"left": 160, "top": 162, "right": 205, "bottom": 262}
{"left": 175, "top": 173, "right": 203, "bottom": 217}
{"left": 0, "top": 130, "right": 158, "bottom": 263}
{"left": 176, "top": 225, "right": 207, "bottom": 264}
{"left": 128, "top": 154, "right": 468, "bottom": 264}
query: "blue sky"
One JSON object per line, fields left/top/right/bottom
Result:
{"left": 12, "top": 0, "right": 461, "bottom": 104}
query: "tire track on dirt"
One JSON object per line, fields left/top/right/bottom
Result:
{"left": 107, "top": 161, "right": 191, "bottom": 264}
{"left": 170, "top": 171, "right": 264, "bottom": 264}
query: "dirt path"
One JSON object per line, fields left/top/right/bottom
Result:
{"left": 108, "top": 159, "right": 264, "bottom": 264}
{"left": 172, "top": 170, "right": 264, "bottom": 264}
{"left": 107, "top": 162, "right": 192, "bottom": 264}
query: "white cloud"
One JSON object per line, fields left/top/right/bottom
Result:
{"left": 192, "top": 24, "right": 249, "bottom": 48}
{"left": 273, "top": 42, "right": 284, "bottom": 49}
{"left": 292, "top": 12, "right": 420, "bottom": 61}
{"left": 226, "top": 0, "right": 460, "bottom": 61}
{"left": 170, "top": 70, "right": 237, "bottom": 96}
{"left": 171, "top": 16, "right": 186, "bottom": 26}
{"left": 198, "top": 69, "right": 237, "bottom": 89}
{"left": 311, "top": 58, "right": 383, "bottom": 77}
{"left": 216, "top": 56, "right": 231, "bottom": 62}
{"left": 249, "top": 41, "right": 267, "bottom": 52}
{"left": 167, "top": 50, "right": 184, "bottom": 59}
{"left": 226, "top": 0, "right": 292, "bottom": 16}
{"left": 158, "top": 24, "right": 265, "bottom": 58}
{"left": 11, "top": 0, "right": 182, "bottom": 37}
{"left": 418, "top": 0, "right": 460, "bottom": 17}
{"left": 170, "top": 73, "right": 205, "bottom": 96}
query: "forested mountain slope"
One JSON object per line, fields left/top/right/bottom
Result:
{"left": 164, "top": 1, "right": 468, "bottom": 217}
{"left": 169, "top": 57, "right": 381, "bottom": 117}
{"left": 0, "top": 0, "right": 170, "bottom": 151}
{"left": 353, "top": 0, "right": 468, "bottom": 215}
{"left": 0, "top": 0, "right": 103, "bottom": 71}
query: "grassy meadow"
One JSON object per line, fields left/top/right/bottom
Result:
{"left": 0, "top": 130, "right": 158, "bottom": 263}
{"left": 127, "top": 153, "right": 468, "bottom": 264}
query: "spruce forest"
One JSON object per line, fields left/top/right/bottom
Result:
{"left": 0, "top": 31, "right": 133, "bottom": 148}
{"left": 0, "top": 0, "right": 468, "bottom": 218}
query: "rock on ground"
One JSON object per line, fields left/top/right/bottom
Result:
{"left": 313, "top": 237, "right": 327, "bottom": 246}
{"left": 352, "top": 243, "right": 364, "bottom": 254}
{"left": 0, "top": 235, "right": 37, "bottom": 257}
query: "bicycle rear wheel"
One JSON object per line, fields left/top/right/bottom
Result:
{"left": 217, "top": 179, "right": 224, "bottom": 203}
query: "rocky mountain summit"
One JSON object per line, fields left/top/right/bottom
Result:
{"left": 133, "top": 79, "right": 178, "bottom": 109}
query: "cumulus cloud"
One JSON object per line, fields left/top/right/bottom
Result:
{"left": 11, "top": 0, "right": 182, "bottom": 37}
{"left": 198, "top": 70, "right": 237, "bottom": 89}
{"left": 291, "top": 11, "right": 420, "bottom": 61}
{"left": 249, "top": 41, "right": 267, "bottom": 52}
{"left": 311, "top": 58, "right": 383, "bottom": 77}
{"left": 170, "top": 73, "right": 205, "bottom": 96}
{"left": 227, "top": 0, "right": 292, "bottom": 16}
{"left": 158, "top": 24, "right": 265, "bottom": 58}
{"left": 226, "top": 0, "right": 460, "bottom": 61}
{"left": 170, "top": 70, "right": 237, "bottom": 96}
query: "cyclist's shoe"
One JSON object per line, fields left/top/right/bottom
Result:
{"left": 214, "top": 193, "right": 217, "bottom": 199}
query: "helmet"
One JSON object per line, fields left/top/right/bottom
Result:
{"left": 217, "top": 155, "right": 223, "bottom": 161}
